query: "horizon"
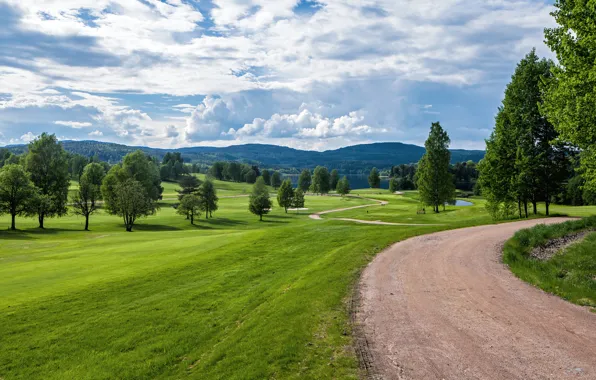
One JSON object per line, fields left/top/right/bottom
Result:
{"left": 0, "top": 1, "right": 554, "bottom": 151}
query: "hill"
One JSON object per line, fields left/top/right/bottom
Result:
{"left": 4, "top": 140, "right": 485, "bottom": 173}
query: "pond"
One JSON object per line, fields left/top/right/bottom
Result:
{"left": 449, "top": 200, "right": 473, "bottom": 206}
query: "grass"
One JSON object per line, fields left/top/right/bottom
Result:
{"left": 503, "top": 217, "right": 596, "bottom": 309}
{"left": 1, "top": 182, "right": 595, "bottom": 379}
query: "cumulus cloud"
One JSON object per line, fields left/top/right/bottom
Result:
{"left": 184, "top": 96, "right": 237, "bottom": 142}
{"left": 54, "top": 121, "right": 92, "bottom": 128}
{"left": 89, "top": 130, "right": 103, "bottom": 137}
{"left": 165, "top": 125, "right": 179, "bottom": 138}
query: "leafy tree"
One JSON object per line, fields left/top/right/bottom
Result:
{"left": 292, "top": 188, "right": 305, "bottom": 213}
{"left": 311, "top": 166, "right": 330, "bottom": 194}
{"left": 224, "top": 162, "right": 243, "bottom": 182}
{"left": 112, "top": 178, "right": 155, "bottom": 232}
{"left": 72, "top": 163, "right": 105, "bottom": 231}
{"left": 262, "top": 169, "right": 271, "bottom": 185}
{"left": 277, "top": 179, "right": 295, "bottom": 213}
{"left": 0, "top": 164, "right": 37, "bottom": 230}
{"left": 161, "top": 152, "right": 185, "bottom": 181}
{"left": 244, "top": 169, "right": 257, "bottom": 184}
{"left": 177, "top": 175, "right": 201, "bottom": 201}
{"left": 177, "top": 194, "right": 202, "bottom": 224}
{"left": 330, "top": 169, "right": 340, "bottom": 190}
{"left": 544, "top": 2, "right": 596, "bottom": 194}
{"left": 298, "top": 169, "right": 311, "bottom": 192}
{"left": 209, "top": 162, "right": 225, "bottom": 180}
{"left": 336, "top": 176, "right": 351, "bottom": 196}
{"left": 24, "top": 133, "right": 70, "bottom": 228}
{"left": 368, "top": 167, "right": 381, "bottom": 188}
{"left": 271, "top": 171, "right": 282, "bottom": 189}
{"left": 416, "top": 122, "right": 455, "bottom": 213}
{"left": 389, "top": 177, "right": 399, "bottom": 193}
{"left": 70, "top": 154, "right": 88, "bottom": 181}
{"left": 198, "top": 179, "right": 218, "bottom": 219}
{"left": 249, "top": 177, "right": 272, "bottom": 221}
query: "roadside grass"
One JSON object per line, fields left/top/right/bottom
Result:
{"left": 503, "top": 217, "right": 596, "bottom": 308}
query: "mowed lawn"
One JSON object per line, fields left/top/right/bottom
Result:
{"left": 2, "top": 179, "right": 593, "bottom": 379}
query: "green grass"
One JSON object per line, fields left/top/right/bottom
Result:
{"left": 503, "top": 217, "right": 596, "bottom": 309}
{"left": 1, "top": 182, "right": 595, "bottom": 379}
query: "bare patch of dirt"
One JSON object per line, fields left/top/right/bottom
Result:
{"left": 530, "top": 230, "right": 593, "bottom": 260}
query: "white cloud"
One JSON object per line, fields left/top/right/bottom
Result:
{"left": 165, "top": 125, "right": 179, "bottom": 138}
{"left": 54, "top": 121, "right": 92, "bottom": 128}
{"left": 184, "top": 96, "right": 236, "bottom": 142}
{"left": 88, "top": 130, "right": 103, "bottom": 137}
{"left": 10, "top": 132, "right": 37, "bottom": 144}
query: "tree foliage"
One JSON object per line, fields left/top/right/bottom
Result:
{"left": 72, "top": 163, "right": 105, "bottom": 230}
{"left": 416, "top": 122, "right": 455, "bottom": 213}
{"left": 177, "top": 175, "right": 201, "bottom": 201}
{"left": 177, "top": 194, "right": 202, "bottom": 224}
{"left": 298, "top": 169, "right": 311, "bottom": 192}
{"left": 113, "top": 179, "right": 155, "bottom": 232}
{"left": 270, "top": 171, "right": 282, "bottom": 189}
{"left": 198, "top": 179, "right": 218, "bottom": 219}
{"left": 277, "top": 179, "right": 294, "bottom": 213}
{"left": 0, "top": 164, "right": 37, "bottom": 230}
{"left": 336, "top": 176, "right": 351, "bottom": 196}
{"left": 329, "top": 169, "right": 339, "bottom": 190}
{"left": 249, "top": 177, "right": 272, "bottom": 221}
{"left": 311, "top": 166, "right": 330, "bottom": 194}
{"left": 368, "top": 167, "right": 380, "bottom": 188}
{"left": 292, "top": 188, "right": 305, "bottom": 213}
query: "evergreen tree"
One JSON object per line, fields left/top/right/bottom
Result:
{"left": 271, "top": 171, "right": 282, "bottom": 189}
{"left": 368, "top": 167, "right": 381, "bottom": 188}
{"left": 292, "top": 188, "right": 305, "bottom": 214}
{"left": 416, "top": 122, "right": 455, "bottom": 213}
{"left": 329, "top": 169, "right": 340, "bottom": 190}
{"left": 198, "top": 179, "right": 218, "bottom": 219}
{"left": 249, "top": 177, "right": 272, "bottom": 221}
{"left": 0, "top": 164, "right": 37, "bottom": 230}
{"left": 298, "top": 169, "right": 311, "bottom": 192}
{"left": 24, "top": 133, "right": 70, "bottom": 228}
{"left": 277, "top": 179, "right": 294, "bottom": 213}
{"left": 177, "top": 175, "right": 201, "bottom": 201}
{"left": 72, "top": 163, "right": 105, "bottom": 231}
{"left": 311, "top": 166, "right": 330, "bottom": 194}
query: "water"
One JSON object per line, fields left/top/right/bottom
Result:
{"left": 449, "top": 200, "right": 473, "bottom": 206}
{"left": 283, "top": 174, "right": 390, "bottom": 190}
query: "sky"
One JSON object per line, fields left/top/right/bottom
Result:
{"left": 0, "top": 0, "right": 556, "bottom": 151}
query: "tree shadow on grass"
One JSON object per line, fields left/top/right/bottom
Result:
{"left": 131, "top": 224, "right": 183, "bottom": 232}
{"left": 0, "top": 227, "right": 83, "bottom": 240}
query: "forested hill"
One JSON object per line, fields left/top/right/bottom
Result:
{"left": 4, "top": 140, "right": 485, "bottom": 172}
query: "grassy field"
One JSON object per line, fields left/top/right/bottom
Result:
{"left": 1, "top": 180, "right": 594, "bottom": 379}
{"left": 503, "top": 217, "right": 596, "bottom": 310}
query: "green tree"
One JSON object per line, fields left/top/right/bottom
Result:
{"left": 198, "top": 179, "right": 218, "bottom": 219}
{"left": 368, "top": 167, "right": 381, "bottom": 188}
{"left": 244, "top": 169, "right": 257, "bottom": 184}
{"left": 25, "top": 133, "right": 70, "bottom": 228}
{"left": 177, "top": 175, "right": 201, "bottom": 201}
{"left": 298, "top": 169, "right": 311, "bottom": 192}
{"left": 416, "top": 122, "right": 455, "bottom": 213}
{"left": 277, "top": 179, "right": 295, "bottom": 213}
{"left": 311, "top": 166, "right": 330, "bottom": 194}
{"left": 389, "top": 177, "right": 399, "bottom": 193}
{"left": 209, "top": 162, "right": 225, "bottom": 180}
{"left": 112, "top": 178, "right": 155, "bottom": 232}
{"left": 292, "top": 188, "right": 305, "bottom": 214}
{"left": 72, "top": 163, "right": 105, "bottom": 231}
{"left": 271, "top": 171, "right": 282, "bottom": 189}
{"left": 70, "top": 154, "right": 88, "bottom": 181}
{"left": 543, "top": 2, "right": 596, "bottom": 194}
{"left": 249, "top": 177, "right": 272, "bottom": 221}
{"left": 336, "top": 176, "right": 351, "bottom": 196}
{"left": 329, "top": 169, "right": 340, "bottom": 190}
{"left": 177, "top": 194, "right": 202, "bottom": 224}
{"left": 0, "top": 164, "right": 37, "bottom": 230}
{"left": 262, "top": 169, "right": 271, "bottom": 185}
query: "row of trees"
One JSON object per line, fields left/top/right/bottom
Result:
{"left": 208, "top": 161, "right": 261, "bottom": 184}
{"left": 295, "top": 167, "right": 351, "bottom": 195}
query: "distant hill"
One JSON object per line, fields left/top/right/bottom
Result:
{"left": 4, "top": 140, "right": 485, "bottom": 173}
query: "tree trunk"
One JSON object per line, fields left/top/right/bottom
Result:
{"left": 518, "top": 199, "right": 522, "bottom": 219}
{"left": 285, "top": 207, "right": 288, "bottom": 213}
{"left": 260, "top": 214, "right": 263, "bottom": 221}
{"left": 545, "top": 200, "right": 550, "bottom": 216}
{"left": 524, "top": 201, "right": 528, "bottom": 218}
{"left": 532, "top": 201, "right": 537, "bottom": 215}
{"left": 85, "top": 215, "right": 89, "bottom": 231}
{"left": 126, "top": 224, "right": 133, "bottom": 232}
{"left": 11, "top": 213, "right": 16, "bottom": 231}
{"left": 206, "top": 209, "right": 209, "bottom": 219}
{"left": 191, "top": 214, "right": 194, "bottom": 225}
{"left": 38, "top": 213, "right": 44, "bottom": 229}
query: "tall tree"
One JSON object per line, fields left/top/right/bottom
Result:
{"left": 0, "top": 164, "right": 37, "bottom": 230}
{"left": 25, "top": 133, "right": 70, "bottom": 228}
{"left": 336, "top": 176, "right": 351, "bottom": 196}
{"left": 329, "top": 169, "right": 340, "bottom": 190}
{"left": 292, "top": 188, "right": 305, "bottom": 213}
{"left": 311, "top": 166, "right": 330, "bottom": 194}
{"left": 416, "top": 122, "right": 455, "bottom": 213}
{"left": 72, "top": 163, "right": 105, "bottom": 231}
{"left": 271, "top": 171, "right": 282, "bottom": 189}
{"left": 277, "top": 179, "right": 294, "bottom": 213}
{"left": 389, "top": 177, "right": 399, "bottom": 193}
{"left": 70, "top": 154, "right": 88, "bottom": 181}
{"left": 177, "top": 175, "right": 201, "bottom": 201}
{"left": 112, "top": 179, "right": 155, "bottom": 232}
{"left": 543, "top": 2, "right": 596, "bottom": 195}
{"left": 368, "top": 167, "right": 381, "bottom": 188}
{"left": 198, "top": 179, "right": 218, "bottom": 219}
{"left": 298, "top": 169, "right": 311, "bottom": 192}
{"left": 244, "top": 169, "right": 257, "bottom": 184}
{"left": 261, "top": 169, "right": 271, "bottom": 185}
{"left": 249, "top": 177, "right": 272, "bottom": 221}
{"left": 177, "top": 194, "right": 202, "bottom": 225}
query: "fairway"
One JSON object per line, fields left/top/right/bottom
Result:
{"left": 1, "top": 179, "right": 592, "bottom": 379}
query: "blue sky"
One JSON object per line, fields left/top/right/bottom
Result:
{"left": 0, "top": 0, "right": 555, "bottom": 151}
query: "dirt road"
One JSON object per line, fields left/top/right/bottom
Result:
{"left": 356, "top": 218, "right": 596, "bottom": 380}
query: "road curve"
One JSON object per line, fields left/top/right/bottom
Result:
{"left": 356, "top": 218, "right": 596, "bottom": 380}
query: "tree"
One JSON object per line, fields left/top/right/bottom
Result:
{"left": 244, "top": 169, "right": 257, "bottom": 184}
{"left": 209, "top": 162, "right": 225, "bottom": 180}
{"left": 262, "top": 169, "right": 271, "bottom": 185}
{"left": 292, "top": 188, "right": 305, "bottom": 214}
{"left": 177, "top": 175, "right": 201, "bottom": 201}
{"left": 330, "top": 169, "right": 340, "bottom": 190}
{"left": 249, "top": 177, "right": 272, "bottom": 221}
{"left": 177, "top": 194, "right": 202, "bottom": 224}
{"left": 277, "top": 179, "right": 295, "bottom": 213}
{"left": 416, "top": 122, "right": 455, "bottom": 213}
{"left": 25, "top": 133, "right": 70, "bottom": 228}
{"left": 198, "top": 179, "right": 218, "bottom": 219}
{"left": 70, "top": 154, "right": 88, "bottom": 181}
{"left": 368, "top": 167, "right": 381, "bottom": 188}
{"left": 271, "top": 171, "right": 282, "bottom": 189}
{"left": 311, "top": 166, "right": 330, "bottom": 194}
{"left": 112, "top": 179, "right": 155, "bottom": 232}
{"left": 389, "top": 177, "right": 399, "bottom": 193}
{"left": 298, "top": 169, "right": 312, "bottom": 192}
{"left": 0, "top": 164, "right": 37, "bottom": 230}
{"left": 72, "top": 163, "right": 105, "bottom": 231}
{"left": 336, "top": 176, "right": 351, "bottom": 196}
